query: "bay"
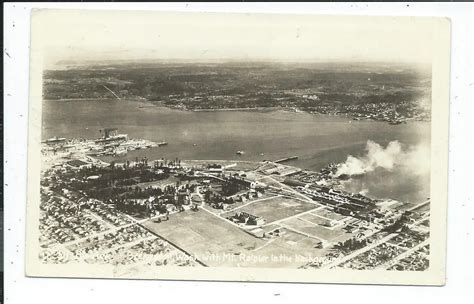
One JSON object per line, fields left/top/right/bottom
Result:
{"left": 42, "top": 99, "right": 431, "bottom": 203}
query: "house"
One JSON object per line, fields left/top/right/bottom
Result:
{"left": 323, "top": 219, "right": 339, "bottom": 228}
{"left": 177, "top": 189, "right": 190, "bottom": 205}
{"left": 238, "top": 211, "right": 266, "bottom": 226}
{"left": 344, "top": 225, "right": 360, "bottom": 233}
{"left": 253, "top": 217, "right": 266, "bottom": 226}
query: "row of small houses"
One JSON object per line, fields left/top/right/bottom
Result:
{"left": 210, "top": 189, "right": 264, "bottom": 210}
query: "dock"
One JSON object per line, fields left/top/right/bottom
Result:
{"left": 274, "top": 156, "right": 298, "bottom": 163}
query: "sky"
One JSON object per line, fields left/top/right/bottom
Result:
{"left": 31, "top": 10, "right": 438, "bottom": 68}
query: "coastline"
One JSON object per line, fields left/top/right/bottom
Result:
{"left": 44, "top": 98, "right": 431, "bottom": 124}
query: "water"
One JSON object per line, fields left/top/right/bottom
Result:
{"left": 42, "top": 99, "right": 431, "bottom": 203}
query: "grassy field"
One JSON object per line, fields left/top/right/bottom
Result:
{"left": 299, "top": 213, "right": 331, "bottom": 226}
{"left": 256, "top": 176, "right": 286, "bottom": 188}
{"left": 281, "top": 217, "right": 349, "bottom": 242}
{"left": 250, "top": 229, "right": 329, "bottom": 267}
{"left": 141, "top": 207, "right": 331, "bottom": 268}
{"left": 312, "top": 208, "right": 348, "bottom": 221}
{"left": 226, "top": 196, "right": 318, "bottom": 223}
{"left": 135, "top": 176, "right": 180, "bottom": 189}
{"left": 142, "top": 209, "right": 267, "bottom": 267}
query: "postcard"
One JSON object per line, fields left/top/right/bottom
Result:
{"left": 26, "top": 9, "right": 451, "bottom": 285}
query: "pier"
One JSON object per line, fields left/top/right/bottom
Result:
{"left": 274, "top": 156, "right": 298, "bottom": 163}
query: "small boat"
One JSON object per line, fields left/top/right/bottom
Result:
{"left": 157, "top": 142, "right": 168, "bottom": 146}
{"left": 193, "top": 143, "right": 198, "bottom": 146}
{"left": 259, "top": 153, "right": 265, "bottom": 156}
{"left": 236, "top": 151, "right": 245, "bottom": 155}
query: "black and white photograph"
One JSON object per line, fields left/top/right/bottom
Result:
{"left": 24, "top": 9, "right": 451, "bottom": 285}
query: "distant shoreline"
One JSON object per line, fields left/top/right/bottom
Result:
{"left": 43, "top": 98, "right": 430, "bottom": 124}
{"left": 44, "top": 98, "right": 146, "bottom": 102}
{"left": 190, "top": 106, "right": 289, "bottom": 112}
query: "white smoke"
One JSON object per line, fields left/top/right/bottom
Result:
{"left": 335, "top": 140, "right": 431, "bottom": 203}
{"left": 336, "top": 140, "right": 429, "bottom": 177}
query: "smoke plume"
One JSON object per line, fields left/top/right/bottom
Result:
{"left": 336, "top": 140, "right": 429, "bottom": 177}
{"left": 336, "top": 140, "right": 431, "bottom": 203}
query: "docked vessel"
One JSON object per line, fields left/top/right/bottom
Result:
{"left": 95, "top": 128, "right": 128, "bottom": 145}
{"left": 42, "top": 136, "right": 67, "bottom": 145}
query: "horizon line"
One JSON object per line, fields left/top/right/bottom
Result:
{"left": 49, "top": 58, "right": 432, "bottom": 68}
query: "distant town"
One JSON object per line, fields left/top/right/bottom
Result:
{"left": 39, "top": 129, "right": 430, "bottom": 272}
{"left": 43, "top": 62, "right": 431, "bottom": 124}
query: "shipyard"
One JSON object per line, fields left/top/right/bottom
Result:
{"left": 42, "top": 128, "right": 162, "bottom": 158}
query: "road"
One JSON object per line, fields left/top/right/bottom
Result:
{"left": 377, "top": 239, "right": 430, "bottom": 270}
{"left": 321, "top": 233, "right": 399, "bottom": 269}
{"left": 278, "top": 223, "right": 322, "bottom": 241}
{"left": 227, "top": 195, "right": 280, "bottom": 213}
{"left": 407, "top": 199, "right": 430, "bottom": 212}
{"left": 263, "top": 205, "right": 325, "bottom": 227}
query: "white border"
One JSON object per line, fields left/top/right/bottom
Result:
{"left": 24, "top": 9, "right": 449, "bottom": 286}
{"left": 4, "top": 2, "right": 473, "bottom": 304}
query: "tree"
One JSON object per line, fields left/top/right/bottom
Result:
{"left": 204, "top": 189, "right": 212, "bottom": 202}
{"left": 383, "top": 212, "right": 410, "bottom": 233}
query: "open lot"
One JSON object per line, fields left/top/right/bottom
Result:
{"left": 142, "top": 209, "right": 267, "bottom": 267}
{"left": 312, "top": 208, "right": 348, "bottom": 221}
{"left": 299, "top": 213, "right": 332, "bottom": 226}
{"left": 223, "top": 196, "right": 318, "bottom": 224}
{"left": 256, "top": 176, "right": 287, "bottom": 188}
{"left": 250, "top": 229, "right": 329, "bottom": 267}
{"left": 222, "top": 193, "right": 278, "bottom": 213}
{"left": 281, "top": 217, "right": 350, "bottom": 242}
{"left": 135, "top": 176, "right": 180, "bottom": 189}
{"left": 142, "top": 208, "right": 331, "bottom": 268}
